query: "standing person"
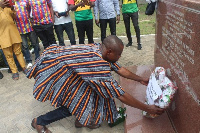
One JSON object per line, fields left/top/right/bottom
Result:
{"left": 29, "top": 0, "right": 56, "bottom": 49}
{"left": 52, "top": 0, "right": 76, "bottom": 46}
{"left": 0, "top": 0, "right": 27, "bottom": 80}
{"left": 68, "top": 0, "right": 95, "bottom": 44}
{"left": 93, "top": 0, "right": 120, "bottom": 42}
{"left": 14, "top": 0, "right": 40, "bottom": 68}
{"left": 28, "top": 35, "right": 164, "bottom": 133}
{"left": 0, "top": 49, "right": 22, "bottom": 73}
{"left": 122, "top": 0, "right": 142, "bottom": 50}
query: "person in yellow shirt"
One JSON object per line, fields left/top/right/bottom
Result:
{"left": 0, "top": 0, "right": 27, "bottom": 80}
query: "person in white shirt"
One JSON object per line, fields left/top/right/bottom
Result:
{"left": 52, "top": 0, "right": 76, "bottom": 45}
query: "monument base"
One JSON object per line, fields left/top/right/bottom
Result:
{"left": 119, "top": 65, "right": 175, "bottom": 133}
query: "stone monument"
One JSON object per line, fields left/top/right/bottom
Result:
{"left": 120, "top": 0, "right": 200, "bottom": 132}
{"left": 155, "top": 0, "right": 200, "bottom": 132}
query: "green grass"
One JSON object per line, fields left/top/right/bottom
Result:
{"left": 138, "top": 4, "right": 156, "bottom": 35}
{"left": 62, "top": 4, "right": 156, "bottom": 40}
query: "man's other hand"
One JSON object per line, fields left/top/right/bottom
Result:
{"left": 95, "top": 19, "right": 100, "bottom": 27}
{"left": 0, "top": 0, "right": 10, "bottom": 8}
{"left": 146, "top": 105, "right": 165, "bottom": 115}
{"left": 116, "top": 15, "right": 120, "bottom": 24}
{"left": 140, "top": 78, "right": 149, "bottom": 86}
{"left": 54, "top": 11, "right": 60, "bottom": 18}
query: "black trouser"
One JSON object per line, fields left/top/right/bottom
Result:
{"left": 99, "top": 17, "right": 116, "bottom": 42}
{"left": 75, "top": 19, "right": 94, "bottom": 44}
{"left": 54, "top": 22, "right": 76, "bottom": 46}
{"left": 33, "top": 23, "right": 57, "bottom": 49}
{"left": 37, "top": 106, "right": 72, "bottom": 126}
{"left": 123, "top": 12, "right": 141, "bottom": 44}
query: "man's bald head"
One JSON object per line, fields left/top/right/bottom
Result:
{"left": 102, "top": 35, "right": 123, "bottom": 52}
{"left": 101, "top": 35, "right": 124, "bottom": 63}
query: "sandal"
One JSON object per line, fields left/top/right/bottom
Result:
{"left": 75, "top": 119, "right": 100, "bottom": 129}
{"left": 12, "top": 73, "right": 19, "bottom": 80}
{"left": 31, "top": 118, "right": 52, "bottom": 133}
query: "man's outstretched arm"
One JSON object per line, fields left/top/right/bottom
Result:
{"left": 118, "top": 92, "right": 164, "bottom": 115}
{"left": 116, "top": 67, "right": 149, "bottom": 85}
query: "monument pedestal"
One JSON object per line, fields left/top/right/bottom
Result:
{"left": 120, "top": 65, "right": 175, "bottom": 133}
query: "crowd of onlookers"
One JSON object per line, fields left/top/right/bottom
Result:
{"left": 0, "top": 0, "right": 141, "bottom": 80}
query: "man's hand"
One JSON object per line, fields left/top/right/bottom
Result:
{"left": 140, "top": 78, "right": 149, "bottom": 86}
{"left": 65, "top": 11, "right": 69, "bottom": 17}
{"left": 116, "top": 15, "right": 120, "bottom": 24}
{"left": 89, "top": 1, "right": 95, "bottom": 7}
{"left": 145, "top": 105, "right": 165, "bottom": 115}
{"left": 82, "top": 0, "right": 90, "bottom": 6}
{"left": 95, "top": 19, "right": 100, "bottom": 27}
{"left": 77, "top": 1, "right": 85, "bottom": 7}
{"left": 54, "top": 11, "right": 60, "bottom": 18}
{"left": 118, "top": 92, "right": 165, "bottom": 116}
{"left": 0, "top": 0, "right": 10, "bottom": 8}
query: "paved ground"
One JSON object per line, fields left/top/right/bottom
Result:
{"left": 0, "top": 35, "right": 155, "bottom": 133}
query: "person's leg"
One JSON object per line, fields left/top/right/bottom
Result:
{"left": 130, "top": 11, "right": 142, "bottom": 50}
{"left": 0, "top": 49, "right": 21, "bottom": 72}
{"left": 123, "top": 13, "right": 132, "bottom": 47}
{"left": 76, "top": 20, "right": 85, "bottom": 44}
{"left": 85, "top": 19, "right": 94, "bottom": 44}
{"left": 0, "top": 49, "right": 9, "bottom": 67}
{"left": 33, "top": 25, "right": 50, "bottom": 49}
{"left": 99, "top": 19, "right": 107, "bottom": 42}
{"left": 28, "top": 31, "right": 40, "bottom": 60}
{"left": 21, "top": 34, "right": 32, "bottom": 64}
{"left": 45, "top": 23, "right": 57, "bottom": 45}
{"left": 36, "top": 106, "right": 71, "bottom": 126}
{"left": 12, "top": 43, "right": 26, "bottom": 70}
{"left": 54, "top": 24, "right": 65, "bottom": 46}
{"left": 2, "top": 46, "right": 18, "bottom": 74}
{"left": 64, "top": 22, "right": 76, "bottom": 45}
{"left": 108, "top": 17, "right": 116, "bottom": 36}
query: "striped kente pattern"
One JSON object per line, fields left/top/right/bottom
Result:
{"left": 27, "top": 44, "right": 125, "bottom": 125}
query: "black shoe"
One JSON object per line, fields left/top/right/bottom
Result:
{"left": 126, "top": 42, "right": 132, "bottom": 47}
{"left": 0, "top": 72, "right": 4, "bottom": 79}
{"left": 137, "top": 44, "right": 142, "bottom": 50}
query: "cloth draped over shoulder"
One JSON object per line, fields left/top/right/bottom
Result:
{"left": 27, "top": 44, "right": 125, "bottom": 125}
{"left": 0, "top": 7, "right": 22, "bottom": 49}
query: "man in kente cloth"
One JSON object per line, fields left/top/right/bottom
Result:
{"left": 28, "top": 35, "right": 164, "bottom": 133}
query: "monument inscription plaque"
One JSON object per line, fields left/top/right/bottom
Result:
{"left": 155, "top": 0, "right": 200, "bottom": 132}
